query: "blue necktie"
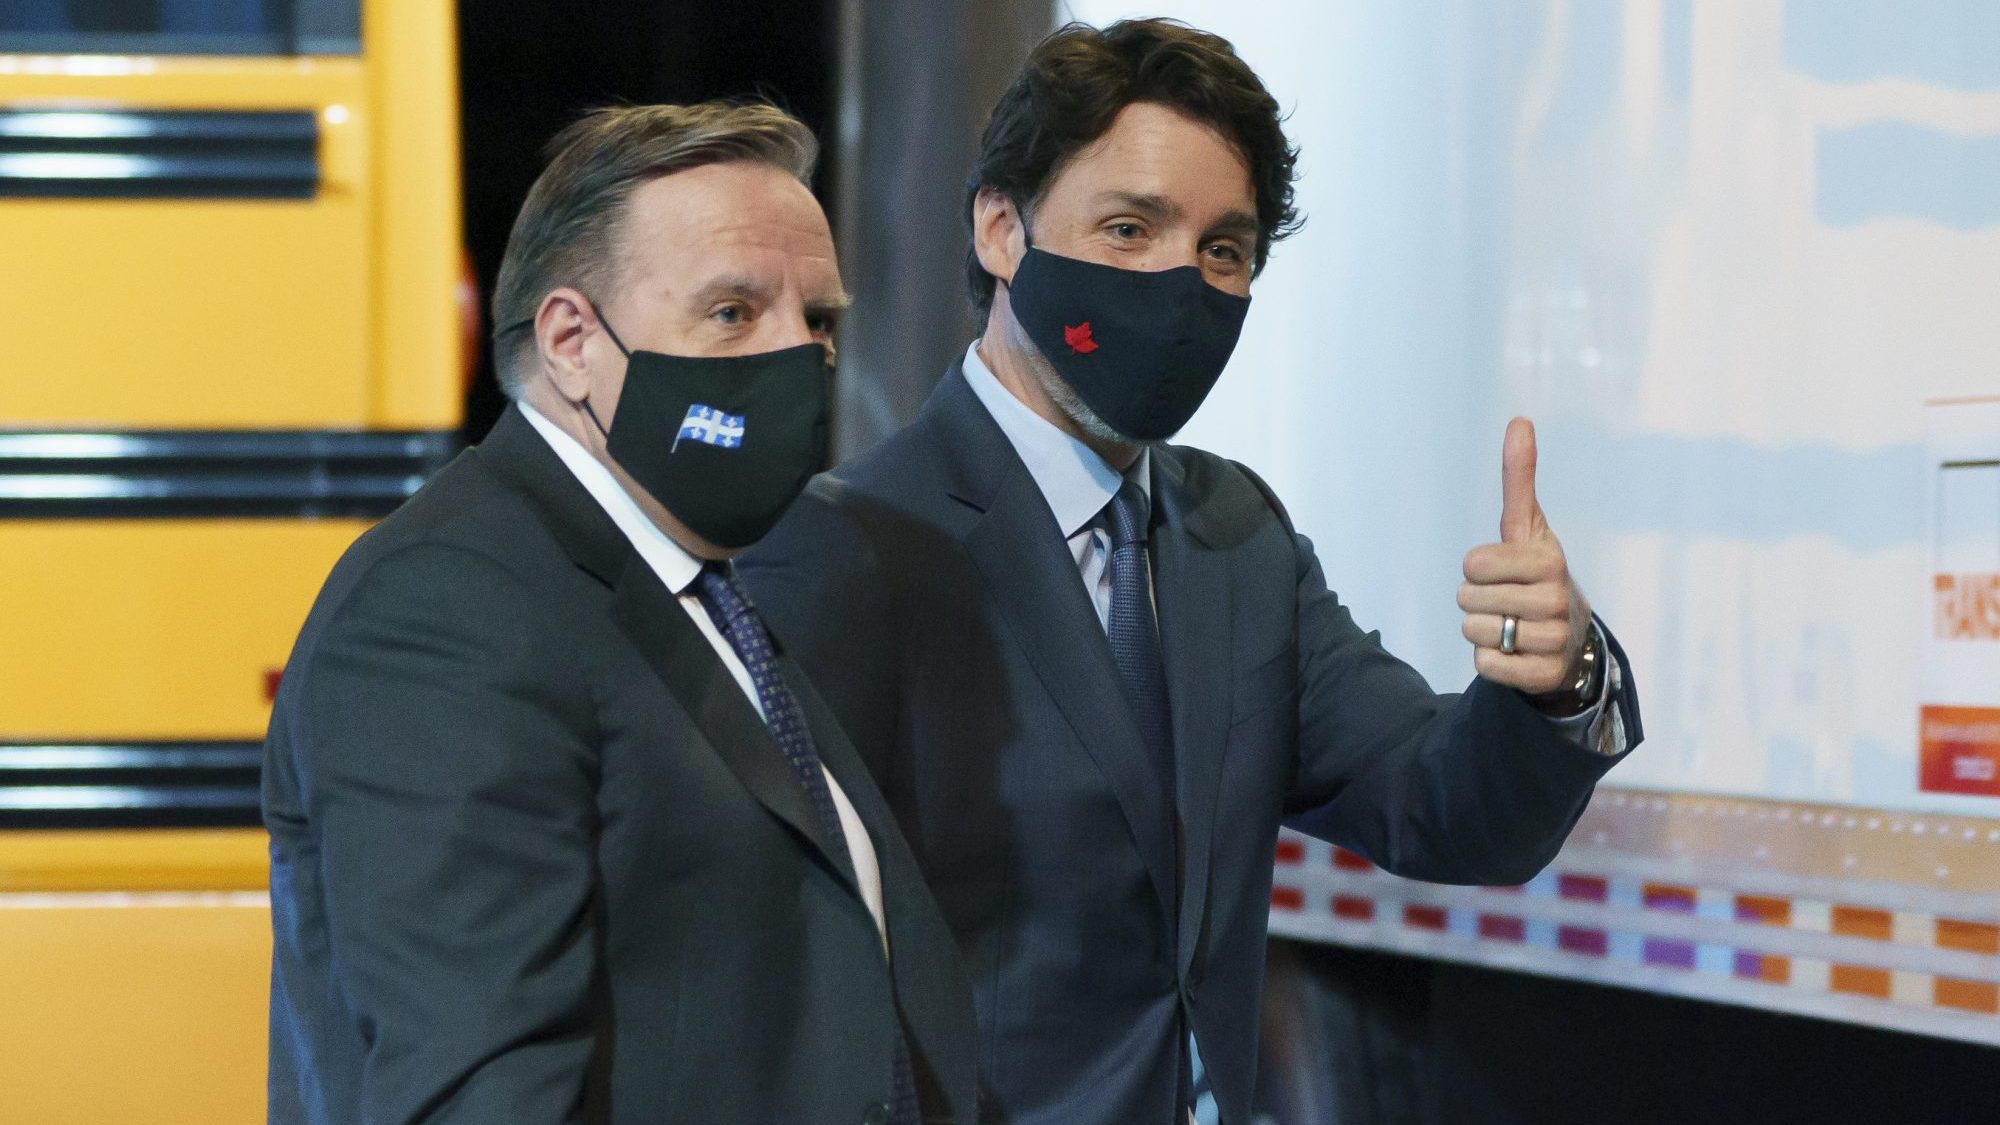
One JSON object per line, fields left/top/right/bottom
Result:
{"left": 1103, "top": 481, "right": 1175, "bottom": 799}
{"left": 694, "top": 563, "right": 921, "bottom": 1125}
{"left": 1104, "top": 483, "right": 1198, "bottom": 1121}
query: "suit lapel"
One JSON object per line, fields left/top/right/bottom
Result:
{"left": 481, "top": 405, "right": 864, "bottom": 890}
{"left": 923, "top": 368, "right": 1180, "bottom": 919}
{"left": 790, "top": 655, "right": 936, "bottom": 962}
{"left": 610, "top": 544, "right": 860, "bottom": 892}
{"left": 1151, "top": 451, "right": 1234, "bottom": 975}
{"left": 791, "top": 659, "right": 981, "bottom": 1115}
{"left": 472, "top": 405, "right": 631, "bottom": 588}
{"left": 481, "top": 405, "right": 859, "bottom": 888}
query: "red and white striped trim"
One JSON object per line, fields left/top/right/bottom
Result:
{"left": 1268, "top": 831, "right": 2000, "bottom": 1045}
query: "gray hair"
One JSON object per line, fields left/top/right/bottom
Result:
{"left": 489, "top": 101, "right": 819, "bottom": 395}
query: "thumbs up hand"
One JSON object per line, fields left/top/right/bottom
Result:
{"left": 1457, "top": 418, "right": 1591, "bottom": 695}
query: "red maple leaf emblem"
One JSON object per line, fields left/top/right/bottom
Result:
{"left": 1064, "top": 321, "right": 1099, "bottom": 354}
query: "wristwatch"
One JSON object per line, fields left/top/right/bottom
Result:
{"left": 1528, "top": 626, "right": 1603, "bottom": 717}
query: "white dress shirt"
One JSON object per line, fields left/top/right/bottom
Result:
{"left": 520, "top": 402, "right": 889, "bottom": 953}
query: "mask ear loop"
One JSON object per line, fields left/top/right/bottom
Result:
{"left": 497, "top": 297, "right": 631, "bottom": 438}
{"left": 997, "top": 197, "right": 1037, "bottom": 305}
{"left": 577, "top": 296, "right": 630, "bottom": 438}
{"left": 1015, "top": 198, "right": 1038, "bottom": 255}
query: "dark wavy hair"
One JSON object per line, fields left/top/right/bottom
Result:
{"left": 964, "top": 18, "right": 1302, "bottom": 314}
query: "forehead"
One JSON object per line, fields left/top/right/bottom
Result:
{"left": 619, "top": 160, "right": 839, "bottom": 293}
{"left": 1041, "top": 101, "right": 1254, "bottom": 216}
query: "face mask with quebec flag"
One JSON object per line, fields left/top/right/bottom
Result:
{"left": 580, "top": 305, "right": 832, "bottom": 549}
{"left": 1006, "top": 232, "right": 1252, "bottom": 442}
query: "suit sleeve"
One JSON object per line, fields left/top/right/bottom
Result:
{"left": 737, "top": 477, "right": 900, "bottom": 776}
{"left": 1244, "top": 475, "right": 1636, "bottom": 886}
{"left": 288, "top": 542, "right": 601, "bottom": 1123}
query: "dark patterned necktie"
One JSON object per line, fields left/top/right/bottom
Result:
{"left": 1102, "top": 482, "right": 1194, "bottom": 1119}
{"left": 693, "top": 563, "right": 921, "bottom": 1125}
{"left": 1103, "top": 480, "right": 1175, "bottom": 797}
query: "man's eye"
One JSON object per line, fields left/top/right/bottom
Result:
{"left": 1109, "top": 222, "right": 1143, "bottom": 240}
{"left": 712, "top": 304, "right": 747, "bottom": 325}
{"left": 1206, "top": 242, "right": 1244, "bottom": 263}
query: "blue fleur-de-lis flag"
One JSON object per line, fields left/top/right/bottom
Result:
{"left": 674, "top": 404, "right": 746, "bottom": 451}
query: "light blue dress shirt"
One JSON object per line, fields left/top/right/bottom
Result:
{"left": 955, "top": 339, "right": 1626, "bottom": 755}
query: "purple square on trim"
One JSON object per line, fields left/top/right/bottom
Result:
{"left": 1644, "top": 938, "right": 1697, "bottom": 969}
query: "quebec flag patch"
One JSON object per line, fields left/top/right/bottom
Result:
{"left": 675, "top": 404, "right": 745, "bottom": 450}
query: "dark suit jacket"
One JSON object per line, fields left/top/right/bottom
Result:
{"left": 263, "top": 406, "right": 978, "bottom": 1125}
{"left": 737, "top": 364, "right": 1642, "bottom": 1125}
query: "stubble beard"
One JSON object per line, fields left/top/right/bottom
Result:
{"left": 1015, "top": 328, "right": 1138, "bottom": 447}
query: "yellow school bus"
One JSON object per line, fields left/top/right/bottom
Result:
{"left": 0, "top": 3, "right": 462, "bottom": 1119}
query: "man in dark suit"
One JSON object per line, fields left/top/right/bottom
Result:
{"left": 738, "top": 20, "right": 1641, "bottom": 1125}
{"left": 263, "top": 103, "right": 976, "bottom": 1124}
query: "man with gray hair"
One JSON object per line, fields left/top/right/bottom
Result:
{"left": 264, "top": 102, "right": 977, "bottom": 1124}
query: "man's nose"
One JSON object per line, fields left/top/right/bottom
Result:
{"left": 1143, "top": 238, "right": 1206, "bottom": 273}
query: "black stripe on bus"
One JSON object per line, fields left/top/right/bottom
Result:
{"left": 0, "top": 109, "right": 318, "bottom": 200}
{"left": 0, "top": 741, "right": 262, "bottom": 829}
{"left": 0, "top": 428, "right": 458, "bottom": 519}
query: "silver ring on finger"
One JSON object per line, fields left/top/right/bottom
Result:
{"left": 1499, "top": 614, "right": 1519, "bottom": 655}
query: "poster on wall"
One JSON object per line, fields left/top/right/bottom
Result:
{"left": 1923, "top": 398, "right": 2000, "bottom": 798}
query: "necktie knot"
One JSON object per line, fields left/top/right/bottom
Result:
{"left": 693, "top": 562, "right": 755, "bottom": 630}
{"left": 1105, "top": 479, "right": 1150, "bottom": 549}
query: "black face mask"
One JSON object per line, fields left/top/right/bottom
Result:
{"left": 1006, "top": 242, "right": 1251, "bottom": 442}
{"left": 582, "top": 311, "right": 831, "bottom": 550}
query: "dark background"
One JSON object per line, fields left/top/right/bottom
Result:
{"left": 451, "top": 4, "right": 2000, "bottom": 1121}
{"left": 455, "top": 0, "right": 834, "bottom": 441}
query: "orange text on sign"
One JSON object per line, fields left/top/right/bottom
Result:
{"left": 1919, "top": 705, "right": 2000, "bottom": 797}
{"left": 1934, "top": 574, "right": 2000, "bottom": 641}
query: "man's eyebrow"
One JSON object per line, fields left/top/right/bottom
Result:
{"left": 807, "top": 289, "right": 853, "bottom": 315}
{"left": 1207, "top": 209, "right": 1261, "bottom": 239}
{"left": 1095, "top": 190, "right": 1180, "bottom": 223}
{"left": 687, "top": 274, "right": 776, "bottom": 307}
{"left": 1095, "top": 192, "right": 1259, "bottom": 240}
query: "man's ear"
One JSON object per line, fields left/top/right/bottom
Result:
{"left": 971, "top": 187, "right": 1027, "bottom": 290}
{"left": 535, "top": 288, "right": 596, "bottom": 404}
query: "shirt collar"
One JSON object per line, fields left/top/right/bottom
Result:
{"left": 958, "top": 339, "right": 1150, "bottom": 539}
{"left": 518, "top": 401, "right": 705, "bottom": 596}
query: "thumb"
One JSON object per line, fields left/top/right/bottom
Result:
{"left": 1500, "top": 416, "right": 1543, "bottom": 542}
